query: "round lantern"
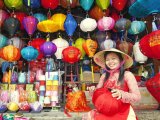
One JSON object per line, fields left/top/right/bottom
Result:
{"left": 97, "top": 17, "right": 115, "bottom": 31}
{"left": 133, "top": 42, "right": 148, "bottom": 63}
{"left": 112, "top": 0, "right": 128, "bottom": 11}
{"left": 1, "top": 45, "right": 21, "bottom": 62}
{"left": 115, "top": 18, "right": 131, "bottom": 32}
{"left": 0, "top": 34, "right": 8, "bottom": 48}
{"left": 83, "top": 39, "right": 98, "bottom": 58}
{"left": 0, "top": 9, "right": 9, "bottom": 28}
{"left": 41, "top": 0, "right": 59, "bottom": 10}
{"left": 60, "top": 0, "right": 78, "bottom": 8}
{"left": 100, "top": 38, "right": 116, "bottom": 50}
{"left": 128, "top": 21, "right": 146, "bottom": 35}
{"left": 7, "top": 37, "right": 24, "bottom": 50}
{"left": 52, "top": 37, "right": 69, "bottom": 59}
{"left": 33, "top": 13, "right": 47, "bottom": 22}
{"left": 21, "top": 46, "right": 38, "bottom": 61}
{"left": 40, "top": 41, "right": 57, "bottom": 57}
{"left": 139, "top": 30, "right": 160, "bottom": 59}
{"left": 23, "top": 0, "right": 41, "bottom": 9}
{"left": 50, "top": 13, "right": 66, "bottom": 31}
{"left": 80, "top": 18, "right": 97, "bottom": 32}
{"left": 62, "top": 46, "right": 81, "bottom": 64}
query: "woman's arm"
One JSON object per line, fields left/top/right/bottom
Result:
{"left": 119, "top": 71, "right": 141, "bottom": 103}
{"left": 96, "top": 73, "right": 105, "bottom": 89}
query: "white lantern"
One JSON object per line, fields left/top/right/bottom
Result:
{"left": 100, "top": 38, "right": 116, "bottom": 50}
{"left": 52, "top": 38, "right": 69, "bottom": 59}
{"left": 80, "top": 18, "right": 97, "bottom": 32}
{"left": 8, "top": 37, "right": 25, "bottom": 49}
{"left": 133, "top": 42, "right": 148, "bottom": 63}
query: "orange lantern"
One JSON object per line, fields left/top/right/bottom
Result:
{"left": 1, "top": 45, "right": 21, "bottom": 62}
{"left": 82, "top": 39, "right": 98, "bottom": 58}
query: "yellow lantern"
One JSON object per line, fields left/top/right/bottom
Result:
{"left": 75, "top": 38, "right": 86, "bottom": 59}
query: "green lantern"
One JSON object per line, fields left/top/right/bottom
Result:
{"left": 4, "top": 0, "right": 23, "bottom": 10}
{"left": 96, "top": 0, "right": 110, "bottom": 10}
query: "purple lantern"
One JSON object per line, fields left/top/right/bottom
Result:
{"left": 40, "top": 41, "right": 57, "bottom": 57}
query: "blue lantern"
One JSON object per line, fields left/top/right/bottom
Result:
{"left": 79, "top": 0, "right": 94, "bottom": 11}
{"left": 40, "top": 41, "right": 57, "bottom": 57}
{"left": 33, "top": 13, "right": 47, "bottom": 22}
{"left": 0, "top": 34, "right": 8, "bottom": 48}
{"left": 21, "top": 46, "right": 38, "bottom": 61}
{"left": 64, "top": 13, "right": 77, "bottom": 37}
{"left": 23, "top": 0, "right": 41, "bottom": 9}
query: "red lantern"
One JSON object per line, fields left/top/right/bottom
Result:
{"left": 1, "top": 45, "right": 21, "bottom": 62}
{"left": 14, "top": 12, "right": 27, "bottom": 30}
{"left": 0, "top": 0, "right": 4, "bottom": 9}
{"left": 62, "top": 46, "right": 81, "bottom": 64}
{"left": 60, "top": 0, "right": 78, "bottom": 8}
{"left": 112, "top": 0, "right": 127, "bottom": 11}
{"left": 30, "top": 38, "right": 46, "bottom": 60}
{"left": 146, "top": 73, "right": 160, "bottom": 103}
{"left": 41, "top": 0, "right": 59, "bottom": 10}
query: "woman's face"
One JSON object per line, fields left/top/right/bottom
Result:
{"left": 105, "top": 52, "right": 121, "bottom": 70}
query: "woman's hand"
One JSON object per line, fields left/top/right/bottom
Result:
{"left": 111, "top": 89, "right": 122, "bottom": 100}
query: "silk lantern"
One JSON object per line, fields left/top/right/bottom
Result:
{"left": 83, "top": 39, "right": 98, "bottom": 58}
{"left": 62, "top": 46, "right": 81, "bottom": 64}
{"left": 100, "top": 38, "right": 116, "bottom": 50}
{"left": 23, "top": 0, "right": 41, "bottom": 9}
{"left": 1, "top": 45, "right": 21, "bottom": 62}
{"left": 133, "top": 42, "right": 148, "bottom": 63}
{"left": 52, "top": 37, "right": 69, "bottom": 59}
{"left": 50, "top": 13, "right": 66, "bottom": 31}
{"left": 75, "top": 38, "right": 86, "bottom": 59}
{"left": 22, "top": 16, "right": 38, "bottom": 37}
{"left": 115, "top": 18, "right": 131, "bottom": 32}
{"left": 80, "top": 18, "right": 97, "bottom": 32}
{"left": 79, "top": 0, "right": 94, "bottom": 11}
{"left": 21, "top": 46, "right": 38, "bottom": 61}
{"left": 3, "top": 17, "right": 20, "bottom": 37}
{"left": 0, "top": 34, "right": 8, "bottom": 48}
{"left": 60, "top": 0, "right": 78, "bottom": 8}
{"left": 64, "top": 13, "right": 77, "bottom": 37}
{"left": 0, "top": 9, "right": 9, "bottom": 28}
{"left": 0, "top": 0, "right": 4, "bottom": 8}
{"left": 97, "top": 17, "right": 115, "bottom": 31}
{"left": 139, "top": 30, "right": 160, "bottom": 59}
{"left": 96, "top": 0, "right": 110, "bottom": 10}
{"left": 33, "top": 13, "right": 47, "bottom": 22}
{"left": 4, "top": 0, "right": 23, "bottom": 10}
{"left": 112, "top": 0, "right": 127, "bottom": 11}
{"left": 7, "top": 37, "right": 24, "bottom": 50}
{"left": 96, "top": 31, "right": 106, "bottom": 46}
{"left": 30, "top": 38, "right": 46, "bottom": 60}
{"left": 14, "top": 12, "right": 27, "bottom": 30}
{"left": 41, "top": 0, "right": 59, "bottom": 10}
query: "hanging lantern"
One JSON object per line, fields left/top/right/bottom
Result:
{"left": 23, "top": 0, "right": 41, "bottom": 9}
{"left": 22, "top": 16, "right": 38, "bottom": 37}
{"left": 4, "top": 0, "right": 23, "bottom": 10}
{"left": 96, "top": 0, "right": 110, "bottom": 11}
{"left": 128, "top": 21, "right": 146, "bottom": 35}
{"left": 3, "top": 17, "right": 20, "bottom": 37}
{"left": 75, "top": 38, "right": 86, "bottom": 59}
{"left": 79, "top": 0, "right": 94, "bottom": 12}
{"left": 1, "top": 45, "right": 21, "bottom": 62}
{"left": 21, "top": 46, "right": 38, "bottom": 61}
{"left": 40, "top": 41, "right": 57, "bottom": 57}
{"left": 7, "top": 37, "right": 25, "bottom": 50}
{"left": 0, "top": 34, "right": 8, "bottom": 48}
{"left": 52, "top": 37, "right": 69, "bottom": 59}
{"left": 139, "top": 30, "right": 160, "bottom": 59}
{"left": 62, "top": 46, "right": 81, "bottom": 64}
{"left": 146, "top": 73, "right": 160, "bottom": 103}
{"left": 80, "top": 18, "right": 97, "bottom": 32}
{"left": 133, "top": 42, "right": 148, "bottom": 63}
{"left": 64, "top": 13, "right": 77, "bottom": 37}
{"left": 115, "top": 18, "right": 131, "bottom": 32}
{"left": 50, "top": 13, "right": 66, "bottom": 31}
{"left": 96, "top": 31, "right": 106, "bottom": 46}
{"left": 14, "top": 12, "right": 27, "bottom": 30}
{"left": 83, "top": 39, "right": 98, "bottom": 58}
{"left": 112, "top": 0, "right": 127, "bottom": 11}
{"left": 100, "top": 38, "right": 116, "bottom": 50}
{"left": 0, "top": 0, "right": 4, "bottom": 8}
{"left": 41, "top": 0, "right": 59, "bottom": 10}
{"left": 37, "top": 20, "right": 59, "bottom": 33}
{"left": 30, "top": 38, "right": 46, "bottom": 60}
{"left": 33, "top": 13, "right": 47, "bottom": 22}
{"left": 0, "top": 9, "right": 9, "bottom": 29}
{"left": 60, "top": 0, "right": 78, "bottom": 8}
{"left": 97, "top": 17, "right": 115, "bottom": 31}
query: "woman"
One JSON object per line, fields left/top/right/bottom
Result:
{"left": 82, "top": 48, "right": 141, "bottom": 120}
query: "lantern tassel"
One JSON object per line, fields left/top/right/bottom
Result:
{"left": 91, "top": 59, "right": 94, "bottom": 83}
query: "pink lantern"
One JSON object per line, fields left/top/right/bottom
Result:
{"left": 97, "top": 17, "right": 115, "bottom": 31}
{"left": 0, "top": 9, "right": 9, "bottom": 28}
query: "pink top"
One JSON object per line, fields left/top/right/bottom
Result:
{"left": 96, "top": 71, "right": 141, "bottom": 103}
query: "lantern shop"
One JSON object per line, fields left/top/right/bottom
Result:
{"left": 0, "top": 0, "right": 160, "bottom": 117}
